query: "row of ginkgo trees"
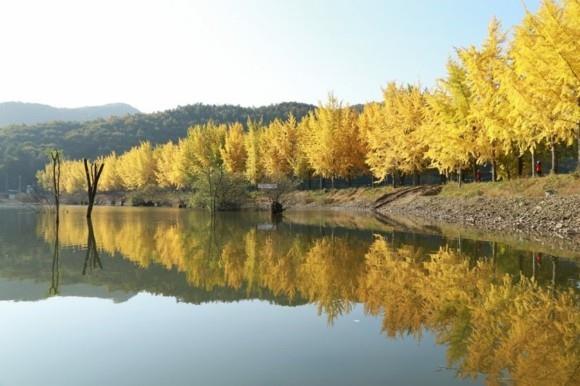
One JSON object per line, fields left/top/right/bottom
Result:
{"left": 38, "top": 0, "right": 580, "bottom": 200}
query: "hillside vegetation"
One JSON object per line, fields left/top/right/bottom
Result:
{"left": 0, "top": 102, "right": 314, "bottom": 188}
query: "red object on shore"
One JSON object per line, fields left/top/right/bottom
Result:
{"left": 535, "top": 161, "right": 542, "bottom": 176}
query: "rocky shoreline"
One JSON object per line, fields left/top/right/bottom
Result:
{"left": 376, "top": 193, "right": 580, "bottom": 248}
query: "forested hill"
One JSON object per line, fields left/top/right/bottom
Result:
{"left": 0, "top": 102, "right": 315, "bottom": 189}
{"left": 0, "top": 102, "right": 140, "bottom": 126}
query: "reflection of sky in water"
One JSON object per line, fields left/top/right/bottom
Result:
{"left": 0, "top": 296, "right": 475, "bottom": 386}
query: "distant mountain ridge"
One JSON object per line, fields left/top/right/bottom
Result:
{"left": 0, "top": 101, "right": 140, "bottom": 126}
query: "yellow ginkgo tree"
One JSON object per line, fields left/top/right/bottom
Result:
{"left": 508, "top": 0, "right": 580, "bottom": 173}
{"left": 422, "top": 60, "right": 474, "bottom": 184}
{"left": 303, "top": 94, "right": 366, "bottom": 188}
{"left": 459, "top": 18, "right": 513, "bottom": 181}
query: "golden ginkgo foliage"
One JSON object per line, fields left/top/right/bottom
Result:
{"left": 221, "top": 122, "right": 247, "bottom": 175}
{"left": 422, "top": 60, "right": 475, "bottom": 177}
{"left": 303, "top": 94, "right": 367, "bottom": 186}
{"left": 508, "top": 0, "right": 580, "bottom": 173}
{"left": 361, "top": 83, "right": 428, "bottom": 183}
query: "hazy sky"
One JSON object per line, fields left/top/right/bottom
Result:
{"left": 0, "top": 0, "right": 539, "bottom": 113}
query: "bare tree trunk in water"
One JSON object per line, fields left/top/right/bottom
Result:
{"left": 319, "top": 176, "right": 323, "bottom": 190}
{"left": 83, "top": 159, "right": 105, "bottom": 218}
{"left": 331, "top": 176, "right": 335, "bottom": 189}
{"left": 50, "top": 151, "right": 61, "bottom": 225}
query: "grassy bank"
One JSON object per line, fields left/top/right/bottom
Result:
{"left": 31, "top": 173, "right": 580, "bottom": 210}
{"left": 281, "top": 186, "right": 394, "bottom": 210}
{"left": 440, "top": 173, "right": 580, "bottom": 198}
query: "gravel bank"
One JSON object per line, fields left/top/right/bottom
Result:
{"left": 377, "top": 193, "right": 580, "bottom": 243}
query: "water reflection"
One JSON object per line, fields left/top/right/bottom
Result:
{"left": 48, "top": 215, "right": 60, "bottom": 296}
{"left": 83, "top": 218, "right": 102, "bottom": 275}
{"left": 1, "top": 207, "right": 578, "bottom": 385}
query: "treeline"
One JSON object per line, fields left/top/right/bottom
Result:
{"left": 0, "top": 102, "right": 314, "bottom": 189}
{"left": 38, "top": 0, "right": 579, "bottom": 197}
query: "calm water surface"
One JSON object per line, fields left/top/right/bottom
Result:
{"left": 0, "top": 207, "right": 578, "bottom": 386}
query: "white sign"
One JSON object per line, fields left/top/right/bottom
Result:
{"left": 258, "top": 183, "right": 278, "bottom": 190}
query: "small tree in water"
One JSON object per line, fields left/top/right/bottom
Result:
{"left": 49, "top": 150, "right": 62, "bottom": 224}
{"left": 83, "top": 158, "right": 104, "bottom": 218}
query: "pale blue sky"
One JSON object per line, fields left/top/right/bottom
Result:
{"left": 0, "top": 0, "right": 539, "bottom": 112}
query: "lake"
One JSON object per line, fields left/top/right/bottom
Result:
{"left": 0, "top": 206, "right": 578, "bottom": 386}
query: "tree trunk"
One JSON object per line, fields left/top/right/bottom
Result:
{"left": 551, "top": 256, "right": 558, "bottom": 287}
{"left": 517, "top": 155, "right": 523, "bottom": 177}
{"left": 530, "top": 148, "right": 536, "bottom": 177}
{"left": 550, "top": 142, "right": 557, "bottom": 174}
{"left": 491, "top": 158, "right": 497, "bottom": 182}
{"left": 319, "top": 176, "right": 323, "bottom": 190}
{"left": 50, "top": 151, "right": 61, "bottom": 224}
{"left": 577, "top": 124, "right": 580, "bottom": 171}
{"left": 412, "top": 173, "right": 420, "bottom": 186}
{"left": 457, "top": 168, "right": 462, "bottom": 187}
{"left": 84, "top": 159, "right": 105, "bottom": 218}
{"left": 331, "top": 176, "right": 335, "bottom": 189}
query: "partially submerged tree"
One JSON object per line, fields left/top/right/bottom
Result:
{"left": 83, "top": 158, "right": 104, "bottom": 218}
{"left": 49, "top": 150, "right": 62, "bottom": 223}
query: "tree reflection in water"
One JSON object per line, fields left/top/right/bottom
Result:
{"left": 35, "top": 208, "right": 578, "bottom": 386}
{"left": 82, "top": 218, "right": 102, "bottom": 275}
{"left": 48, "top": 217, "right": 60, "bottom": 297}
